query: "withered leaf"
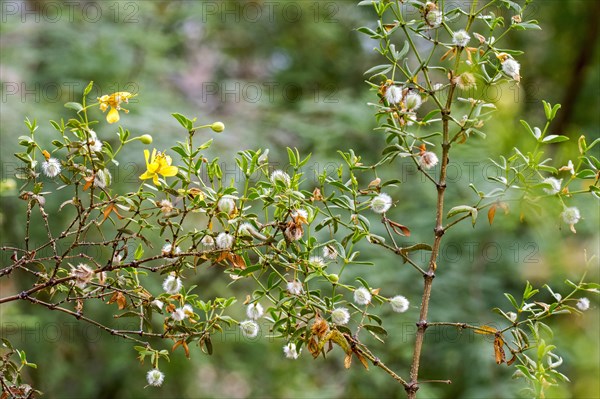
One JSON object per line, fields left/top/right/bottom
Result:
{"left": 494, "top": 334, "right": 506, "bottom": 365}
{"left": 183, "top": 340, "right": 190, "bottom": 359}
{"left": 354, "top": 350, "right": 369, "bottom": 370}
{"left": 82, "top": 177, "right": 93, "bottom": 191}
{"left": 388, "top": 220, "right": 411, "bottom": 237}
{"left": 311, "top": 187, "right": 323, "bottom": 201}
{"left": 199, "top": 335, "right": 213, "bottom": 355}
{"left": 215, "top": 252, "right": 229, "bottom": 263}
{"left": 344, "top": 353, "right": 352, "bottom": 369}
{"left": 329, "top": 330, "right": 352, "bottom": 354}
{"left": 383, "top": 23, "right": 397, "bottom": 32}
{"left": 227, "top": 253, "right": 247, "bottom": 269}
{"left": 311, "top": 317, "right": 329, "bottom": 339}
{"left": 308, "top": 336, "right": 319, "bottom": 359}
{"left": 102, "top": 203, "right": 123, "bottom": 223}
{"left": 506, "top": 353, "right": 517, "bottom": 366}
{"left": 76, "top": 299, "right": 84, "bottom": 313}
{"left": 474, "top": 325, "right": 497, "bottom": 335}
{"left": 368, "top": 178, "right": 381, "bottom": 188}
{"left": 165, "top": 303, "right": 176, "bottom": 313}
{"left": 108, "top": 291, "right": 127, "bottom": 310}
{"left": 488, "top": 204, "right": 497, "bottom": 225}
{"left": 172, "top": 339, "right": 183, "bottom": 353}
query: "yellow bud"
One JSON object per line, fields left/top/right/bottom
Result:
{"left": 211, "top": 122, "right": 225, "bottom": 133}
{"left": 327, "top": 273, "right": 339, "bottom": 283}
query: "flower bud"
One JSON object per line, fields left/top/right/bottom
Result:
{"left": 326, "top": 273, "right": 339, "bottom": 283}
{"left": 211, "top": 122, "right": 225, "bottom": 133}
{"left": 139, "top": 134, "right": 153, "bottom": 144}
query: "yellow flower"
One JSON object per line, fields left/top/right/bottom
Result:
{"left": 97, "top": 92, "right": 134, "bottom": 124}
{"left": 139, "top": 149, "right": 179, "bottom": 185}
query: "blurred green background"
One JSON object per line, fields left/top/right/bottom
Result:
{"left": 0, "top": 1, "right": 598, "bottom": 398}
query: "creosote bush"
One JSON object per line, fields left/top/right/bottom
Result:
{"left": 1, "top": 1, "right": 598, "bottom": 398}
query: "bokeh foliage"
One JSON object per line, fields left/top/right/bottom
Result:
{"left": 0, "top": 1, "right": 598, "bottom": 398}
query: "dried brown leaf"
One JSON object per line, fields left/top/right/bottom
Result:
{"left": 227, "top": 253, "right": 247, "bottom": 269}
{"left": 474, "top": 325, "right": 497, "bottom": 335}
{"left": 488, "top": 205, "right": 497, "bottom": 225}
{"left": 355, "top": 351, "right": 369, "bottom": 370}
{"left": 494, "top": 335, "right": 506, "bottom": 365}
{"left": 344, "top": 353, "right": 352, "bottom": 369}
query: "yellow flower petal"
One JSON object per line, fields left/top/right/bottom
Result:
{"left": 153, "top": 174, "right": 160, "bottom": 185}
{"left": 159, "top": 166, "right": 178, "bottom": 177}
{"left": 143, "top": 149, "right": 150, "bottom": 166}
{"left": 163, "top": 155, "right": 173, "bottom": 165}
{"left": 107, "top": 107, "right": 120, "bottom": 124}
{"left": 148, "top": 161, "right": 160, "bottom": 173}
{"left": 139, "top": 171, "right": 154, "bottom": 180}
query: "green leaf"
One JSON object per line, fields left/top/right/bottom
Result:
{"left": 171, "top": 113, "right": 193, "bottom": 130}
{"left": 364, "top": 324, "right": 388, "bottom": 337}
{"left": 585, "top": 137, "right": 599, "bottom": 152}
{"left": 504, "top": 293, "right": 519, "bottom": 310}
{"left": 356, "top": 26, "right": 380, "bottom": 38}
{"left": 197, "top": 139, "right": 213, "bottom": 150}
{"left": 14, "top": 152, "right": 32, "bottom": 164}
{"left": 513, "top": 22, "right": 541, "bottom": 30}
{"left": 447, "top": 205, "right": 477, "bottom": 226}
{"left": 287, "top": 147, "right": 297, "bottom": 167}
{"left": 523, "top": 281, "right": 539, "bottom": 300}
{"left": 520, "top": 120, "right": 539, "bottom": 140}
{"left": 447, "top": 205, "right": 472, "bottom": 218}
{"left": 541, "top": 135, "right": 569, "bottom": 144}
{"left": 355, "top": 277, "right": 370, "bottom": 289}
{"left": 515, "top": 365, "right": 535, "bottom": 381}
{"left": 134, "top": 243, "right": 144, "bottom": 260}
{"left": 576, "top": 169, "right": 596, "bottom": 179}
{"left": 537, "top": 321, "right": 553, "bottom": 339}
{"left": 64, "top": 102, "right": 84, "bottom": 113}
{"left": 83, "top": 81, "right": 94, "bottom": 96}
{"left": 401, "top": 243, "right": 432, "bottom": 254}
{"left": 542, "top": 101, "right": 552, "bottom": 120}
{"left": 550, "top": 103, "right": 562, "bottom": 120}
{"left": 363, "top": 64, "right": 393, "bottom": 77}
{"left": 381, "top": 179, "right": 402, "bottom": 187}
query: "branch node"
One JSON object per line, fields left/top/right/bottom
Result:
{"left": 405, "top": 382, "right": 419, "bottom": 394}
